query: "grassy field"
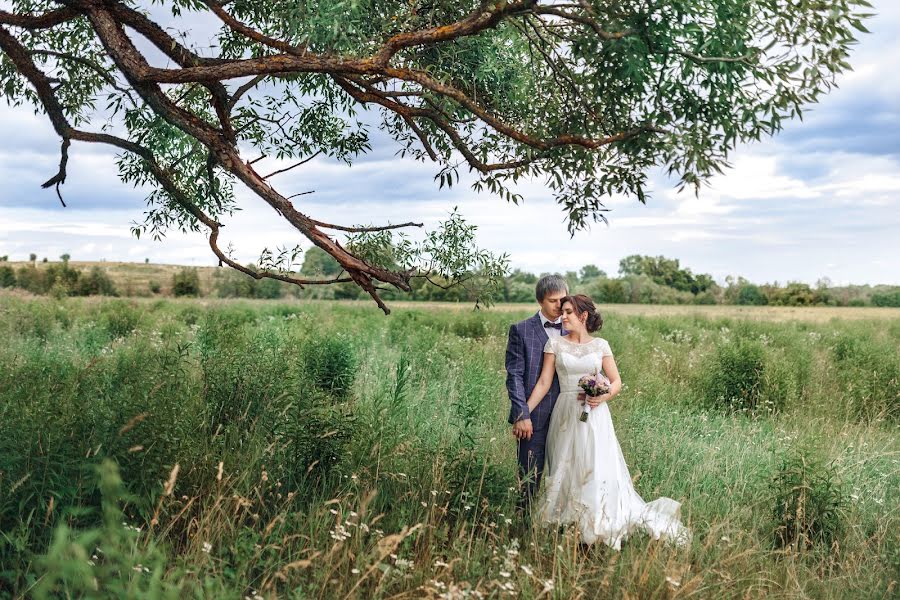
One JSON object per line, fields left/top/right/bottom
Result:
{"left": 0, "top": 294, "right": 897, "bottom": 599}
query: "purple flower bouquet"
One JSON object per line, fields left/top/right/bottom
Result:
{"left": 577, "top": 372, "right": 611, "bottom": 422}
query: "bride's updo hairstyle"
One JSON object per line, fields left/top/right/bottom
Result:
{"left": 561, "top": 294, "right": 603, "bottom": 333}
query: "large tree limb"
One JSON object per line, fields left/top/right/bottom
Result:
{"left": 0, "top": 7, "right": 79, "bottom": 29}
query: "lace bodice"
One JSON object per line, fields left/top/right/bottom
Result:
{"left": 543, "top": 337, "right": 612, "bottom": 393}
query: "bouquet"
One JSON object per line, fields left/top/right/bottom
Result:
{"left": 577, "top": 372, "right": 610, "bottom": 422}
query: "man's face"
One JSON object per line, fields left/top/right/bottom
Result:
{"left": 539, "top": 290, "right": 567, "bottom": 320}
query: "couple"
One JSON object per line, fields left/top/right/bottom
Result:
{"left": 505, "top": 275, "right": 689, "bottom": 549}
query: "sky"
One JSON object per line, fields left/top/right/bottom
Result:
{"left": 1, "top": 3, "right": 898, "bottom": 286}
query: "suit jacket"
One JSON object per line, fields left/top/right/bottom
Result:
{"left": 505, "top": 313, "right": 560, "bottom": 429}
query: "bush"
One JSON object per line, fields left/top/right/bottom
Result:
{"left": 197, "top": 312, "right": 285, "bottom": 433}
{"left": 101, "top": 300, "right": 142, "bottom": 338}
{"left": 149, "top": 280, "right": 162, "bottom": 294}
{"left": 172, "top": 268, "right": 201, "bottom": 297}
{"left": 75, "top": 266, "right": 118, "bottom": 296}
{"left": 33, "top": 460, "right": 181, "bottom": 599}
{"left": 831, "top": 334, "right": 899, "bottom": 422}
{"left": 871, "top": 290, "right": 900, "bottom": 307}
{"left": 0, "top": 265, "right": 15, "bottom": 288}
{"left": 772, "top": 448, "right": 846, "bottom": 551}
{"left": 737, "top": 284, "right": 767, "bottom": 305}
{"left": 272, "top": 389, "right": 354, "bottom": 484}
{"left": 698, "top": 338, "right": 768, "bottom": 413}
{"left": 452, "top": 313, "right": 492, "bottom": 339}
{"left": 300, "top": 335, "right": 357, "bottom": 396}
{"left": 586, "top": 278, "right": 628, "bottom": 304}
{"left": 15, "top": 265, "right": 48, "bottom": 294}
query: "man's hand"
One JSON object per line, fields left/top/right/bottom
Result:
{"left": 512, "top": 418, "right": 533, "bottom": 441}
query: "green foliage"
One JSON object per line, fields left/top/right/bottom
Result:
{"left": 101, "top": 300, "right": 142, "bottom": 338}
{"left": 451, "top": 313, "right": 493, "bottom": 339}
{"left": 767, "top": 282, "right": 831, "bottom": 306}
{"left": 871, "top": 290, "right": 900, "bottom": 307}
{"left": 0, "top": 265, "right": 15, "bottom": 288}
{"left": 772, "top": 448, "right": 846, "bottom": 551}
{"left": 33, "top": 460, "right": 182, "bottom": 599}
{"left": 213, "top": 267, "right": 286, "bottom": 299}
{"left": 698, "top": 337, "right": 768, "bottom": 413}
{"left": 579, "top": 264, "right": 606, "bottom": 282}
{"left": 587, "top": 277, "right": 628, "bottom": 304}
{"left": 737, "top": 283, "right": 767, "bottom": 306}
{"left": 75, "top": 266, "right": 118, "bottom": 296}
{"left": 171, "top": 268, "right": 201, "bottom": 297}
{"left": 830, "top": 334, "right": 899, "bottom": 422}
{"left": 619, "top": 254, "right": 714, "bottom": 294}
{"left": 273, "top": 388, "right": 355, "bottom": 484}
{"left": 301, "top": 334, "right": 357, "bottom": 397}
{"left": 300, "top": 246, "right": 343, "bottom": 278}
{"left": 347, "top": 208, "right": 510, "bottom": 308}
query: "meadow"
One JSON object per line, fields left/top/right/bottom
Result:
{"left": 0, "top": 294, "right": 897, "bottom": 599}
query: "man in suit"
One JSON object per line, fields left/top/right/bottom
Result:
{"left": 506, "top": 274, "right": 568, "bottom": 514}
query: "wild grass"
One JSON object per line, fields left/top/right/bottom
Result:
{"left": 0, "top": 295, "right": 897, "bottom": 598}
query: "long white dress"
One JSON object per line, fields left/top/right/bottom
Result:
{"left": 536, "top": 336, "right": 690, "bottom": 549}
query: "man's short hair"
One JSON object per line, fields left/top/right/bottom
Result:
{"left": 535, "top": 274, "right": 568, "bottom": 303}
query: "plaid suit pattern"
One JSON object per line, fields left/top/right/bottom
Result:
{"left": 505, "top": 313, "right": 560, "bottom": 510}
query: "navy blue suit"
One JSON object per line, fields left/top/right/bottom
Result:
{"left": 505, "top": 313, "right": 560, "bottom": 508}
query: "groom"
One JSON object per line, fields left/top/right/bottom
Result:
{"left": 506, "top": 274, "right": 568, "bottom": 513}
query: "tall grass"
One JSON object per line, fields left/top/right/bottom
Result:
{"left": 0, "top": 296, "right": 897, "bottom": 598}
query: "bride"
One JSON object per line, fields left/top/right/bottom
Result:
{"left": 525, "top": 294, "right": 690, "bottom": 549}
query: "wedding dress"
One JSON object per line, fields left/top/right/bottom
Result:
{"left": 536, "top": 336, "right": 690, "bottom": 549}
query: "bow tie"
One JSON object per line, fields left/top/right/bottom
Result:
{"left": 544, "top": 321, "right": 562, "bottom": 330}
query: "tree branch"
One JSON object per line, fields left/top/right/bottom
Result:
{"left": 262, "top": 150, "right": 322, "bottom": 180}
{"left": 309, "top": 221, "right": 424, "bottom": 233}
{"left": 0, "top": 7, "right": 79, "bottom": 30}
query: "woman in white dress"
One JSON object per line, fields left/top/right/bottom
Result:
{"left": 525, "top": 294, "right": 690, "bottom": 549}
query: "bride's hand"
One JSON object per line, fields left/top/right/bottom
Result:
{"left": 586, "top": 394, "right": 610, "bottom": 408}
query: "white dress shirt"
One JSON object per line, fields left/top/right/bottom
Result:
{"left": 538, "top": 311, "right": 563, "bottom": 339}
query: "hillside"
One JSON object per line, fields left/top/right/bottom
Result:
{"left": 4, "top": 260, "right": 221, "bottom": 297}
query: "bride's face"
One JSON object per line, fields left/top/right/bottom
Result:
{"left": 560, "top": 302, "right": 586, "bottom": 332}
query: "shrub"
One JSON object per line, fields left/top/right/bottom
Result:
{"left": 0, "top": 265, "right": 15, "bottom": 288}
{"left": 33, "top": 460, "right": 180, "bottom": 599}
{"left": 871, "top": 290, "right": 900, "bottom": 307}
{"left": 101, "top": 300, "right": 142, "bottom": 338}
{"left": 772, "top": 448, "right": 846, "bottom": 551}
{"left": 44, "top": 262, "right": 80, "bottom": 293}
{"left": 693, "top": 290, "right": 718, "bottom": 305}
{"left": 149, "top": 280, "right": 162, "bottom": 294}
{"left": 15, "top": 265, "right": 48, "bottom": 294}
{"left": 172, "top": 268, "right": 201, "bottom": 297}
{"left": 444, "top": 448, "right": 517, "bottom": 523}
{"left": 698, "top": 338, "right": 768, "bottom": 413}
{"left": 197, "top": 314, "right": 283, "bottom": 433}
{"left": 831, "top": 334, "right": 899, "bottom": 422}
{"left": 272, "top": 389, "right": 354, "bottom": 484}
{"left": 452, "top": 313, "right": 492, "bottom": 339}
{"left": 75, "top": 266, "right": 118, "bottom": 296}
{"left": 737, "top": 284, "right": 767, "bottom": 305}
{"left": 300, "top": 335, "right": 357, "bottom": 396}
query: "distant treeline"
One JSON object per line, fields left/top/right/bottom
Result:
{"left": 2, "top": 252, "right": 898, "bottom": 307}
{"left": 0, "top": 255, "right": 117, "bottom": 298}
{"left": 212, "top": 250, "right": 900, "bottom": 307}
